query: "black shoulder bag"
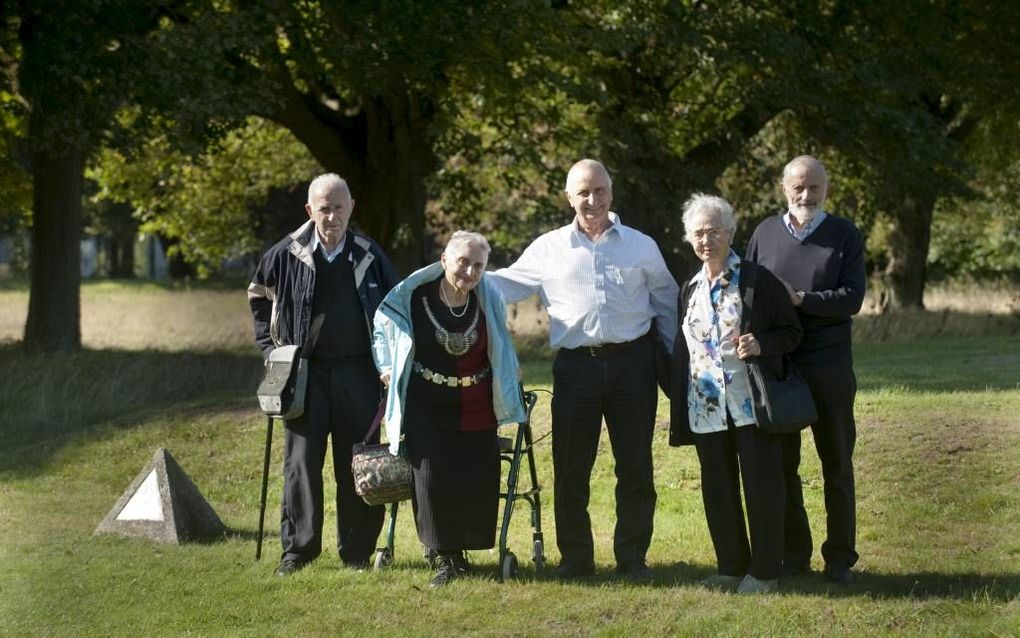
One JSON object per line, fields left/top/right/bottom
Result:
{"left": 741, "top": 264, "right": 817, "bottom": 434}
{"left": 256, "top": 273, "right": 341, "bottom": 421}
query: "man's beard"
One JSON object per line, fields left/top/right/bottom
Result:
{"left": 789, "top": 203, "right": 821, "bottom": 224}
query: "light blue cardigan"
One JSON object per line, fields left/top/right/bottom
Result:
{"left": 372, "top": 263, "right": 527, "bottom": 454}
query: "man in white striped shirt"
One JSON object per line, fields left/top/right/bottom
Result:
{"left": 490, "top": 159, "right": 679, "bottom": 580}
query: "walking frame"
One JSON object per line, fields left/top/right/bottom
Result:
{"left": 372, "top": 388, "right": 545, "bottom": 581}
{"left": 256, "top": 389, "right": 545, "bottom": 580}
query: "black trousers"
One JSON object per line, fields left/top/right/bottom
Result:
{"left": 782, "top": 361, "right": 858, "bottom": 571}
{"left": 694, "top": 418, "right": 784, "bottom": 580}
{"left": 280, "top": 356, "right": 385, "bottom": 564}
{"left": 551, "top": 337, "right": 657, "bottom": 567}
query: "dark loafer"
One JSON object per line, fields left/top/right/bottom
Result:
{"left": 451, "top": 551, "right": 472, "bottom": 575}
{"left": 616, "top": 561, "right": 653, "bottom": 582}
{"left": 274, "top": 558, "right": 310, "bottom": 577}
{"left": 822, "top": 565, "right": 855, "bottom": 585}
{"left": 782, "top": 561, "right": 811, "bottom": 577}
{"left": 554, "top": 561, "right": 596, "bottom": 579}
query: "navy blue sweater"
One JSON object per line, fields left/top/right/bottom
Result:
{"left": 745, "top": 214, "right": 866, "bottom": 364}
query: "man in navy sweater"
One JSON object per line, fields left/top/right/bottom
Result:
{"left": 745, "top": 155, "right": 866, "bottom": 584}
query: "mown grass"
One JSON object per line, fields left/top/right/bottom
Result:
{"left": 1, "top": 284, "right": 1018, "bottom": 637}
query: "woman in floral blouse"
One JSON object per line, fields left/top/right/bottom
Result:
{"left": 669, "top": 194, "right": 802, "bottom": 594}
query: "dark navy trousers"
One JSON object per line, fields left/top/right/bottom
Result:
{"left": 280, "top": 356, "right": 384, "bottom": 565}
{"left": 550, "top": 337, "right": 658, "bottom": 568}
{"left": 782, "top": 361, "right": 859, "bottom": 571}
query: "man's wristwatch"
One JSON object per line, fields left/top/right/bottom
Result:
{"left": 796, "top": 290, "right": 806, "bottom": 306}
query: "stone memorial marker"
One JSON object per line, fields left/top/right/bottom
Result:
{"left": 95, "top": 447, "right": 225, "bottom": 544}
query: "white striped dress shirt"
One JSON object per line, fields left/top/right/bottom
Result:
{"left": 489, "top": 214, "right": 679, "bottom": 351}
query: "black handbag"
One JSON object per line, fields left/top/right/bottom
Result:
{"left": 746, "top": 356, "right": 817, "bottom": 434}
{"left": 740, "top": 263, "right": 816, "bottom": 434}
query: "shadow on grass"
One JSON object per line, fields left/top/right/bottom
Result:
{"left": 504, "top": 561, "right": 1020, "bottom": 601}
{"left": 0, "top": 344, "right": 264, "bottom": 475}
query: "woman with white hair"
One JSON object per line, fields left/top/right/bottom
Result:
{"left": 669, "top": 194, "right": 802, "bottom": 594}
{"left": 372, "top": 231, "right": 526, "bottom": 588}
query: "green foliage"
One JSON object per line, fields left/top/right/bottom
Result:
{"left": 928, "top": 161, "right": 1020, "bottom": 281}
{"left": 88, "top": 117, "right": 321, "bottom": 276}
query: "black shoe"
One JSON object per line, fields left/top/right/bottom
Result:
{"left": 429, "top": 555, "right": 459, "bottom": 588}
{"left": 554, "top": 560, "right": 596, "bottom": 579}
{"left": 822, "top": 565, "right": 855, "bottom": 585}
{"left": 424, "top": 548, "right": 439, "bottom": 569}
{"left": 616, "top": 561, "right": 653, "bottom": 582}
{"left": 274, "top": 558, "right": 309, "bottom": 577}
{"left": 343, "top": 557, "right": 371, "bottom": 571}
{"left": 451, "top": 551, "right": 472, "bottom": 575}
{"left": 782, "top": 561, "right": 811, "bottom": 577}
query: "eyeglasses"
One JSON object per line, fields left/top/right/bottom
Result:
{"left": 691, "top": 227, "right": 726, "bottom": 242}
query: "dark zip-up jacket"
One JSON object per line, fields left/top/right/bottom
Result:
{"left": 668, "top": 259, "right": 802, "bottom": 446}
{"left": 248, "top": 221, "right": 398, "bottom": 358}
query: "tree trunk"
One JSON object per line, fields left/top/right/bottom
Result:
{"left": 357, "top": 94, "right": 434, "bottom": 273}
{"left": 23, "top": 145, "right": 84, "bottom": 351}
{"left": 883, "top": 192, "right": 936, "bottom": 310}
{"left": 268, "top": 72, "right": 435, "bottom": 274}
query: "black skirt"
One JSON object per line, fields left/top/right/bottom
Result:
{"left": 406, "top": 422, "right": 500, "bottom": 551}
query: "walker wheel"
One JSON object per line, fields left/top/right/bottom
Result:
{"left": 533, "top": 539, "right": 545, "bottom": 571}
{"left": 374, "top": 549, "right": 392, "bottom": 570}
{"left": 501, "top": 552, "right": 519, "bottom": 581}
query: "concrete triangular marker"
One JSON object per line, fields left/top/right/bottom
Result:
{"left": 95, "top": 448, "right": 225, "bottom": 544}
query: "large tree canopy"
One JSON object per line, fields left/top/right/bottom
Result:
{"left": 6, "top": 0, "right": 1020, "bottom": 352}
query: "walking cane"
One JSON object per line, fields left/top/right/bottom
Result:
{"left": 256, "top": 415, "right": 274, "bottom": 561}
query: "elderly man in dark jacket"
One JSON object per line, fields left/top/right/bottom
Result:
{"left": 249, "top": 173, "right": 398, "bottom": 576}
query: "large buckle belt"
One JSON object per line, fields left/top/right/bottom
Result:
{"left": 412, "top": 362, "right": 491, "bottom": 387}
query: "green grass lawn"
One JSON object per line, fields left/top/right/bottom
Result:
{"left": 1, "top": 287, "right": 1018, "bottom": 637}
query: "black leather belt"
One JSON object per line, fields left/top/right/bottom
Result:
{"left": 567, "top": 337, "right": 643, "bottom": 358}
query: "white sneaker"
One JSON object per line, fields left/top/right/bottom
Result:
{"left": 700, "top": 573, "right": 744, "bottom": 589}
{"left": 736, "top": 574, "right": 778, "bottom": 594}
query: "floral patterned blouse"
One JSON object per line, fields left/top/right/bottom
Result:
{"left": 680, "top": 250, "right": 757, "bottom": 434}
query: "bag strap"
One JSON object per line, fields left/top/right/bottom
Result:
{"left": 740, "top": 260, "right": 757, "bottom": 336}
{"left": 361, "top": 400, "right": 387, "bottom": 445}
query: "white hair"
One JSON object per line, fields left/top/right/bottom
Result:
{"left": 444, "top": 230, "right": 491, "bottom": 260}
{"left": 564, "top": 159, "right": 613, "bottom": 191}
{"left": 681, "top": 193, "right": 737, "bottom": 243}
{"left": 307, "top": 173, "right": 350, "bottom": 203}
{"left": 782, "top": 155, "right": 828, "bottom": 184}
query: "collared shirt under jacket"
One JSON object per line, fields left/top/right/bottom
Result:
{"left": 248, "top": 221, "right": 398, "bottom": 357}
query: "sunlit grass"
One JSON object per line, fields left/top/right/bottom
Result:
{"left": 1, "top": 283, "right": 1018, "bottom": 636}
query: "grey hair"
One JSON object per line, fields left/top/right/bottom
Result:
{"left": 681, "top": 193, "right": 737, "bottom": 243}
{"left": 782, "top": 155, "right": 828, "bottom": 183}
{"left": 307, "top": 173, "right": 350, "bottom": 203}
{"left": 444, "top": 230, "right": 491, "bottom": 260}
{"left": 565, "top": 158, "right": 613, "bottom": 191}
